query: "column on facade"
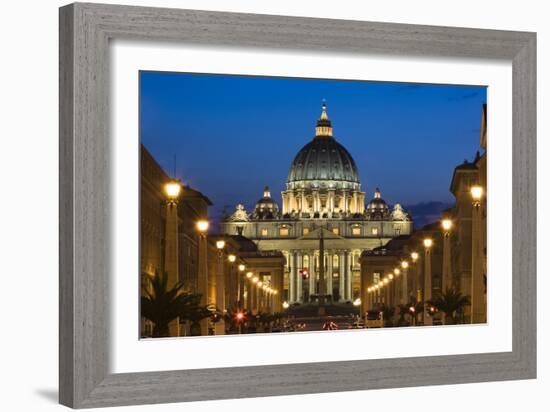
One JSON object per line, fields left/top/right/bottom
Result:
{"left": 289, "top": 251, "right": 298, "bottom": 302}
{"left": 339, "top": 251, "right": 345, "bottom": 301}
{"left": 352, "top": 191, "right": 358, "bottom": 213}
{"left": 301, "top": 190, "right": 307, "bottom": 214}
{"left": 316, "top": 191, "right": 320, "bottom": 213}
{"left": 327, "top": 252, "right": 333, "bottom": 299}
{"left": 348, "top": 252, "right": 354, "bottom": 301}
{"left": 309, "top": 251, "right": 316, "bottom": 298}
{"left": 296, "top": 252, "right": 303, "bottom": 302}
{"left": 342, "top": 191, "right": 348, "bottom": 214}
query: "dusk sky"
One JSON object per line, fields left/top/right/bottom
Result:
{"left": 140, "top": 71, "right": 486, "bottom": 227}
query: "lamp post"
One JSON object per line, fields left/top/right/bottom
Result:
{"left": 410, "top": 252, "right": 419, "bottom": 303}
{"left": 196, "top": 219, "right": 209, "bottom": 335}
{"left": 423, "top": 238, "right": 433, "bottom": 326}
{"left": 441, "top": 218, "right": 453, "bottom": 293}
{"left": 393, "top": 268, "right": 401, "bottom": 304}
{"left": 227, "top": 254, "right": 237, "bottom": 309}
{"left": 470, "top": 185, "right": 485, "bottom": 323}
{"left": 245, "top": 271, "right": 253, "bottom": 311}
{"left": 400, "top": 261, "right": 409, "bottom": 304}
{"left": 214, "top": 240, "right": 226, "bottom": 335}
{"left": 237, "top": 263, "right": 246, "bottom": 310}
{"left": 252, "top": 276, "right": 259, "bottom": 313}
{"left": 388, "top": 273, "right": 395, "bottom": 306}
{"left": 163, "top": 180, "right": 182, "bottom": 336}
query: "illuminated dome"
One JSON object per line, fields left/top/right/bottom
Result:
{"left": 365, "top": 188, "right": 390, "bottom": 220}
{"left": 287, "top": 102, "right": 360, "bottom": 190}
{"left": 252, "top": 186, "right": 279, "bottom": 219}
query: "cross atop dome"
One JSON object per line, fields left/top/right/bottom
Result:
{"left": 315, "top": 100, "right": 333, "bottom": 138}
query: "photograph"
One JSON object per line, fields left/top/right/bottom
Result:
{"left": 139, "top": 72, "right": 487, "bottom": 338}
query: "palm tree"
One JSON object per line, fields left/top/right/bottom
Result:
{"left": 141, "top": 272, "right": 212, "bottom": 337}
{"left": 428, "top": 288, "right": 471, "bottom": 325}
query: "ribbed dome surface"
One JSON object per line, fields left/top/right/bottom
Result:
{"left": 287, "top": 137, "right": 360, "bottom": 184}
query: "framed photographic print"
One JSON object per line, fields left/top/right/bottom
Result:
{"left": 59, "top": 2, "right": 536, "bottom": 408}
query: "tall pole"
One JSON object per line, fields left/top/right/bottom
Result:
{"left": 401, "top": 262, "right": 409, "bottom": 304}
{"left": 196, "top": 220, "right": 209, "bottom": 336}
{"left": 423, "top": 239, "right": 433, "bottom": 326}
{"left": 164, "top": 181, "right": 181, "bottom": 337}
{"left": 442, "top": 219, "right": 453, "bottom": 293}
{"left": 471, "top": 186, "right": 485, "bottom": 323}
{"left": 215, "top": 242, "right": 226, "bottom": 335}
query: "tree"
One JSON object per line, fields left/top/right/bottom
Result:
{"left": 428, "top": 288, "right": 471, "bottom": 325}
{"left": 141, "top": 272, "right": 213, "bottom": 337}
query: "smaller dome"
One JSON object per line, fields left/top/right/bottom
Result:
{"left": 365, "top": 188, "right": 390, "bottom": 220}
{"left": 252, "top": 186, "right": 279, "bottom": 219}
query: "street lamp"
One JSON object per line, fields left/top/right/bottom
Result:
{"left": 164, "top": 180, "right": 182, "bottom": 202}
{"left": 282, "top": 301, "right": 290, "bottom": 309}
{"left": 163, "top": 180, "right": 182, "bottom": 336}
{"left": 441, "top": 218, "right": 453, "bottom": 294}
{"left": 238, "top": 264, "right": 246, "bottom": 272}
{"left": 441, "top": 218, "right": 453, "bottom": 233}
{"left": 214, "top": 239, "right": 226, "bottom": 335}
{"left": 246, "top": 271, "right": 253, "bottom": 279}
{"left": 400, "top": 260, "right": 409, "bottom": 305}
{"left": 470, "top": 184, "right": 485, "bottom": 323}
{"left": 228, "top": 254, "right": 236, "bottom": 263}
{"left": 196, "top": 219, "right": 209, "bottom": 233}
{"left": 196, "top": 218, "right": 209, "bottom": 336}
{"left": 470, "top": 185, "right": 483, "bottom": 205}
{"left": 423, "top": 238, "right": 433, "bottom": 326}
{"left": 411, "top": 252, "right": 419, "bottom": 262}
{"left": 393, "top": 268, "right": 401, "bottom": 276}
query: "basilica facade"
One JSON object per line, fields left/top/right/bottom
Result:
{"left": 221, "top": 103, "right": 413, "bottom": 304}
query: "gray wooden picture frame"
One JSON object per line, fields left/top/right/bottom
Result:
{"left": 59, "top": 2, "right": 536, "bottom": 408}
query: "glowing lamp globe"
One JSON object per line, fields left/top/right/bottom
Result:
{"left": 471, "top": 185, "right": 483, "bottom": 201}
{"left": 196, "top": 220, "right": 209, "bottom": 233}
{"left": 441, "top": 219, "right": 453, "bottom": 231}
{"left": 164, "top": 181, "right": 182, "bottom": 200}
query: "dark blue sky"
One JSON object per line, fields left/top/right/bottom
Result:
{"left": 140, "top": 71, "right": 486, "bottom": 224}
